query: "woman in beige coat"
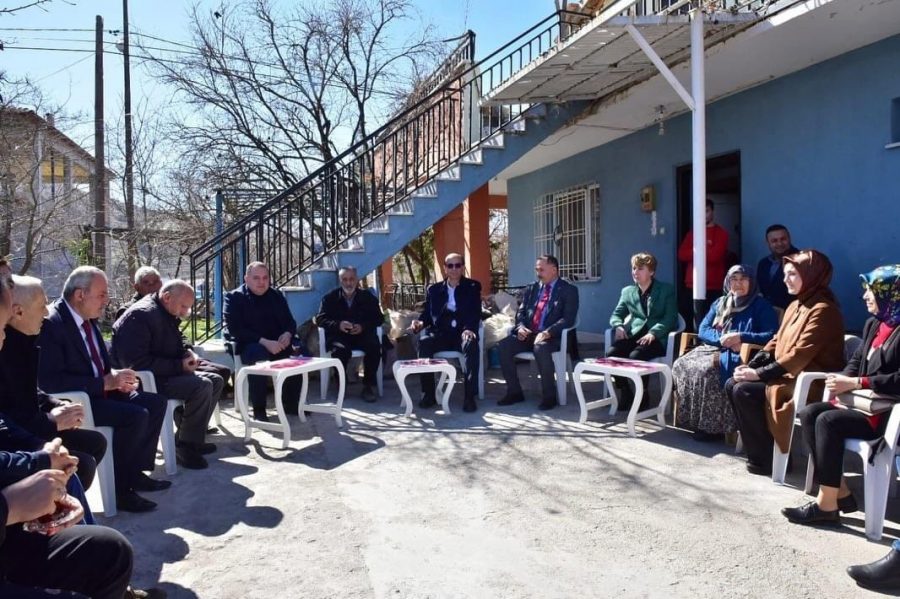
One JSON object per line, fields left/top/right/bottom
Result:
{"left": 725, "top": 250, "right": 845, "bottom": 475}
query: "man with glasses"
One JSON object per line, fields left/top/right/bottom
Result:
{"left": 408, "top": 253, "right": 482, "bottom": 412}
{"left": 498, "top": 255, "right": 579, "bottom": 411}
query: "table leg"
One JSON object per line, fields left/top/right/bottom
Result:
{"left": 333, "top": 363, "right": 345, "bottom": 427}
{"left": 274, "top": 374, "right": 292, "bottom": 450}
{"left": 439, "top": 367, "right": 455, "bottom": 414}
{"left": 627, "top": 373, "right": 643, "bottom": 438}
{"left": 396, "top": 371, "right": 413, "bottom": 417}
{"left": 297, "top": 373, "right": 309, "bottom": 423}
{"left": 573, "top": 365, "right": 589, "bottom": 424}
{"left": 605, "top": 376, "right": 619, "bottom": 416}
{"left": 235, "top": 370, "right": 252, "bottom": 442}
{"left": 656, "top": 367, "right": 673, "bottom": 427}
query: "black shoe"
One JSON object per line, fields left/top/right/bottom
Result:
{"left": 132, "top": 472, "right": 172, "bottom": 492}
{"left": 847, "top": 548, "right": 900, "bottom": 591}
{"left": 838, "top": 493, "right": 858, "bottom": 514}
{"left": 361, "top": 385, "right": 377, "bottom": 403}
{"left": 125, "top": 585, "right": 167, "bottom": 599}
{"left": 463, "top": 397, "right": 477, "bottom": 413}
{"left": 692, "top": 430, "right": 724, "bottom": 443}
{"left": 116, "top": 490, "right": 157, "bottom": 513}
{"left": 198, "top": 442, "right": 217, "bottom": 455}
{"left": 253, "top": 407, "right": 270, "bottom": 422}
{"left": 498, "top": 391, "right": 525, "bottom": 406}
{"left": 781, "top": 501, "right": 840, "bottom": 527}
{"left": 175, "top": 445, "right": 208, "bottom": 470}
{"left": 418, "top": 395, "right": 438, "bottom": 409}
{"left": 538, "top": 398, "right": 558, "bottom": 411}
{"left": 207, "top": 426, "right": 219, "bottom": 434}
{"left": 746, "top": 461, "right": 772, "bottom": 476}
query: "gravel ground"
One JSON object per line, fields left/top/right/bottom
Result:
{"left": 99, "top": 367, "right": 899, "bottom": 598}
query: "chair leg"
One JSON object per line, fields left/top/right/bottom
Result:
{"left": 804, "top": 455, "right": 816, "bottom": 495}
{"left": 554, "top": 355, "right": 566, "bottom": 406}
{"left": 162, "top": 400, "right": 179, "bottom": 476}
{"left": 320, "top": 367, "right": 330, "bottom": 400}
{"left": 864, "top": 454, "right": 893, "bottom": 541}
{"left": 377, "top": 359, "right": 384, "bottom": 397}
{"left": 96, "top": 426, "right": 117, "bottom": 517}
{"left": 772, "top": 448, "right": 790, "bottom": 485}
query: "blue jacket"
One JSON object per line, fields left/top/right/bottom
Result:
{"left": 698, "top": 294, "right": 779, "bottom": 383}
{"left": 515, "top": 278, "right": 579, "bottom": 337}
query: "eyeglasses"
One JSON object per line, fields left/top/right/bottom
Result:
{"left": 445, "top": 263, "right": 463, "bottom": 269}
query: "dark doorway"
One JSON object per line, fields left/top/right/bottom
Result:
{"left": 675, "top": 151, "right": 741, "bottom": 331}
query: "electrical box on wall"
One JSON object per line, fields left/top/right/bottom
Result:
{"left": 640, "top": 185, "right": 656, "bottom": 213}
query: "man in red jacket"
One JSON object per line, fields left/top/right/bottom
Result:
{"left": 677, "top": 199, "right": 728, "bottom": 330}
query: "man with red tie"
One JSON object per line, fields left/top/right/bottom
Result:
{"left": 498, "top": 255, "right": 579, "bottom": 411}
{"left": 37, "top": 267, "right": 167, "bottom": 513}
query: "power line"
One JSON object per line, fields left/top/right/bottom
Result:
{"left": 32, "top": 54, "right": 92, "bottom": 82}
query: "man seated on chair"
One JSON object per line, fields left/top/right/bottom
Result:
{"left": 224, "top": 261, "right": 305, "bottom": 422}
{"left": 0, "top": 275, "right": 109, "bottom": 495}
{"left": 498, "top": 254, "right": 579, "bottom": 411}
{"left": 37, "top": 267, "right": 168, "bottom": 513}
{"left": 112, "top": 280, "right": 222, "bottom": 471}
{"left": 315, "top": 266, "right": 383, "bottom": 403}
{"left": 114, "top": 265, "right": 162, "bottom": 321}
{"left": 607, "top": 252, "right": 677, "bottom": 410}
{"left": 408, "top": 253, "right": 482, "bottom": 413}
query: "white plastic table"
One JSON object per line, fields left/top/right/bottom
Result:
{"left": 573, "top": 357, "right": 673, "bottom": 437}
{"left": 392, "top": 359, "right": 457, "bottom": 416}
{"left": 234, "top": 357, "right": 345, "bottom": 448}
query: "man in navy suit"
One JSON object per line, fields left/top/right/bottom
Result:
{"left": 499, "top": 255, "right": 579, "bottom": 411}
{"left": 408, "top": 253, "right": 482, "bottom": 413}
{"left": 37, "top": 267, "right": 167, "bottom": 513}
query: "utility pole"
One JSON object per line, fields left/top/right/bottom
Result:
{"left": 93, "top": 15, "right": 107, "bottom": 269}
{"left": 122, "top": 0, "right": 137, "bottom": 276}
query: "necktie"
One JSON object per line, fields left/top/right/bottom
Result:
{"left": 81, "top": 320, "right": 105, "bottom": 377}
{"left": 531, "top": 284, "right": 551, "bottom": 331}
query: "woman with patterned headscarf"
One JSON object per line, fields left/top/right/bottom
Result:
{"left": 673, "top": 265, "right": 779, "bottom": 441}
{"left": 726, "top": 250, "right": 845, "bottom": 475}
{"left": 780, "top": 265, "right": 900, "bottom": 537}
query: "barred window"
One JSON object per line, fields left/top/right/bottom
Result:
{"left": 533, "top": 183, "right": 600, "bottom": 281}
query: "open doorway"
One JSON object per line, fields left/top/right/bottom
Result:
{"left": 675, "top": 151, "right": 741, "bottom": 331}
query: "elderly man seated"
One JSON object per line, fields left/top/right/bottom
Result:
{"left": 315, "top": 266, "right": 383, "bottom": 402}
{"left": 37, "top": 267, "right": 168, "bottom": 513}
{"left": 112, "top": 280, "right": 222, "bottom": 470}
{"left": 115, "top": 266, "right": 162, "bottom": 321}
{"left": 224, "top": 262, "right": 304, "bottom": 421}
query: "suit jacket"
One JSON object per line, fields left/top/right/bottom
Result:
{"left": 758, "top": 289, "right": 845, "bottom": 452}
{"left": 315, "top": 287, "right": 383, "bottom": 344}
{"left": 843, "top": 317, "right": 900, "bottom": 395}
{"left": 0, "top": 326, "right": 66, "bottom": 440}
{"left": 756, "top": 246, "right": 799, "bottom": 310}
{"left": 111, "top": 294, "right": 189, "bottom": 383}
{"left": 515, "top": 278, "right": 579, "bottom": 338}
{"left": 223, "top": 284, "right": 297, "bottom": 354}
{"left": 38, "top": 299, "right": 112, "bottom": 402}
{"left": 420, "top": 277, "right": 482, "bottom": 335}
{"left": 609, "top": 280, "right": 677, "bottom": 341}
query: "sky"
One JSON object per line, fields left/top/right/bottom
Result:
{"left": 1, "top": 0, "right": 558, "bottom": 149}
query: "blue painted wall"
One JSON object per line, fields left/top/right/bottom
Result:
{"left": 508, "top": 34, "right": 900, "bottom": 333}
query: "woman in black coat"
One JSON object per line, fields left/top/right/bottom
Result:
{"left": 781, "top": 264, "right": 900, "bottom": 528}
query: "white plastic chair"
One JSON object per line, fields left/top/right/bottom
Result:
{"left": 318, "top": 326, "right": 384, "bottom": 399}
{"left": 771, "top": 334, "right": 865, "bottom": 484}
{"left": 802, "top": 401, "right": 900, "bottom": 541}
{"left": 434, "top": 321, "right": 486, "bottom": 400}
{"left": 511, "top": 318, "right": 579, "bottom": 406}
{"left": 49, "top": 391, "right": 117, "bottom": 517}
{"left": 134, "top": 371, "right": 182, "bottom": 476}
{"left": 603, "top": 314, "right": 686, "bottom": 368}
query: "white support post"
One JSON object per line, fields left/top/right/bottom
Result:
{"left": 690, "top": 8, "right": 707, "bottom": 306}
{"left": 625, "top": 24, "right": 694, "bottom": 111}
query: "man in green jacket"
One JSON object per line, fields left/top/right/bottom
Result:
{"left": 607, "top": 252, "right": 678, "bottom": 408}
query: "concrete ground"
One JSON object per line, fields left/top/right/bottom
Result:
{"left": 104, "top": 366, "right": 900, "bottom": 598}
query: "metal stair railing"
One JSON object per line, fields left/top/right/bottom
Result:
{"left": 188, "top": 6, "right": 631, "bottom": 342}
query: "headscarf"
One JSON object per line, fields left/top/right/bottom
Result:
{"left": 860, "top": 264, "right": 900, "bottom": 327}
{"left": 712, "top": 264, "right": 759, "bottom": 330}
{"left": 783, "top": 249, "right": 836, "bottom": 304}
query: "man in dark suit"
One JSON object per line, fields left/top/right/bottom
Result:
{"left": 37, "top": 267, "right": 168, "bottom": 513}
{"left": 498, "top": 254, "right": 579, "bottom": 411}
{"left": 112, "top": 280, "right": 222, "bottom": 470}
{"left": 315, "top": 266, "right": 383, "bottom": 402}
{"left": 224, "top": 261, "right": 304, "bottom": 421}
{"left": 755, "top": 224, "right": 799, "bottom": 310}
{"left": 408, "top": 253, "right": 482, "bottom": 413}
{"left": 607, "top": 252, "right": 678, "bottom": 408}
{"left": 0, "top": 275, "right": 107, "bottom": 493}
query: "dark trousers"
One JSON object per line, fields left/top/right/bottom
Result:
{"left": 327, "top": 331, "right": 381, "bottom": 387}
{"left": 93, "top": 391, "right": 166, "bottom": 492}
{"left": 606, "top": 334, "right": 665, "bottom": 406}
{"left": 56, "top": 428, "right": 106, "bottom": 492}
{"left": 499, "top": 332, "right": 560, "bottom": 402}
{"left": 196, "top": 357, "right": 232, "bottom": 391}
{"left": 726, "top": 379, "right": 774, "bottom": 468}
{"left": 799, "top": 402, "right": 883, "bottom": 487}
{"left": 418, "top": 329, "right": 479, "bottom": 400}
{"left": 241, "top": 343, "right": 301, "bottom": 412}
{"left": 0, "top": 524, "right": 133, "bottom": 599}
{"left": 160, "top": 373, "right": 222, "bottom": 444}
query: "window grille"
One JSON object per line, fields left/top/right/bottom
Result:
{"left": 533, "top": 183, "right": 599, "bottom": 280}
